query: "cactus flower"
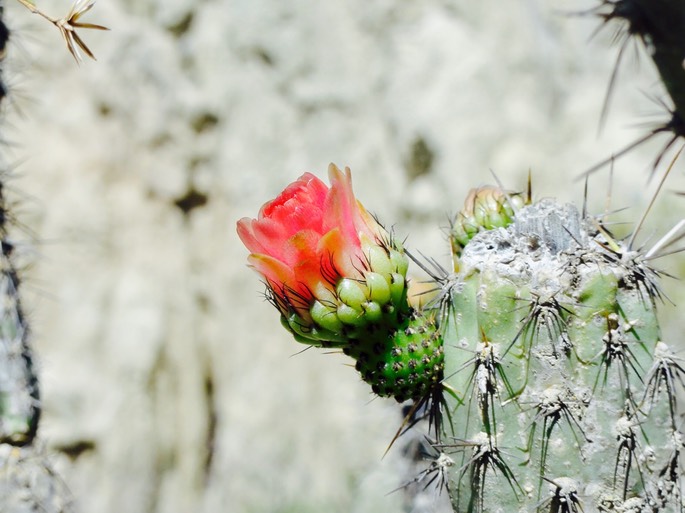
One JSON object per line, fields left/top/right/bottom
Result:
{"left": 237, "top": 164, "right": 443, "bottom": 402}
{"left": 237, "top": 163, "right": 409, "bottom": 346}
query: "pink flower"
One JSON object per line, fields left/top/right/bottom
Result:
{"left": 237, "top": 164, "right": 407, "bottom": 343}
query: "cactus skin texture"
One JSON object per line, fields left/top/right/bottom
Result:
{"left": 437, "top": 198, "right": 682, "bottom": 512}
{"left": 0, "top": 210, "right": 40, "bottom": 447}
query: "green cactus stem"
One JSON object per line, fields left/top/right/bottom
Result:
{"left": 343, "top": 307, "right": 443, "bottom": 402}
{"left": 438, "top": 198, "right": 681, "bottom": 512}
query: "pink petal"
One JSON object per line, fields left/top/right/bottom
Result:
{"left": 323, "top": 164, "right": 363, "bottom": 247}
{"left": 260, "top": 173, "right": 328, "bottom": 219}
{"left": 271, "top": 201, "right": 325, "bottom": 236}
{"left": 248, "top": 253, "right": 313, "bottom": 306}
{"left": 247, "top": 253, "right": 294, "bottom": 288}
{"left": 281, "top": 229, "right": 322, "bottom": 267}
{"left": 236, "top": 217, "right": 272, "bottom": 256}
{"left": 317, "top": 228, "right": 362, "bottom": 280}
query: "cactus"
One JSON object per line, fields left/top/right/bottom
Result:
{"left": 0, "top": 7, "right": 38, "bottom": 450}
{"left": 239, "top": 1, "right": 685, "bottom": 512}
{"left": 236, "top": 0, "right": 685, "bottom": 500}
{"left": 437, "top": 194, "right": 682, "bottom": 512}
{"left": 0, "top": 186, "right": 40, "bottom": 448}
{"left": 585, "top": 0, "right": 685, "bottom": 176}
{"left": 0, "top": 2, "right": 106, "bottom": 511}
{"left": 240, "top": 167, "right": 685, "bottom": 512}
{"left": 239, "top": 159, "right": 685, "bottom": 510}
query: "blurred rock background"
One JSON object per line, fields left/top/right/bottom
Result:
{"left": 1, "top": 0, "right": 684, "bottom": 512}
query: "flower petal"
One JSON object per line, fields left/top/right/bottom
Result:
{"left": 259, "top": 173, "right": 327, "bottom": 219}
{"left": 247, "top": 253, "right": 295, "bottom": 291}
{"left": 317, "top": 228, "right": 362, "bottom": 280}
{"left": 324, "top": 164, "right": 382, "bottom": 248}
{"left": 323, "top": 164, "right": 360, "bottom": 244}
{"left": 248, "top": 253, "right": 314, "bottom": 315}
{"left": 236, "top": 216, "right": 279, "bottom": 256}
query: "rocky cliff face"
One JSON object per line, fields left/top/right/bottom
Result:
{"left": 1, "top": 1, "right": 682, "bottom": 512}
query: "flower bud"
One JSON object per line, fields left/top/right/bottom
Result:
{"left": 450, "top": 186, "right": 525, "bottom": 271}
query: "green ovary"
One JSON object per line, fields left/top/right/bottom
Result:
{"left": 344, "top": 310, "right": 443, "bottom": 402}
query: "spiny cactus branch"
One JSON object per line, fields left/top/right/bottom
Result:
{"left": 631, "top": 0, "right": 685, "bottom": 124}
{"left": 580, "top": 0, "right": 685, "bottom": 179}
